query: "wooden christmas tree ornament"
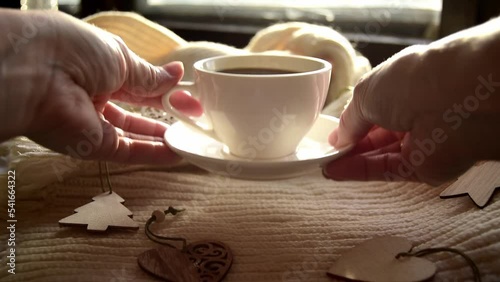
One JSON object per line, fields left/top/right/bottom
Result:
{"left": 440, "top": 161, "right": 500, "bottom": 208}
{"left": 59, "top": 162, "right": 139, "bottom": 231}
{"left": 137, "top": 207, "right": 233, "bottom": 282}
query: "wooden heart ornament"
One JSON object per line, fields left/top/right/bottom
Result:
{"left": 138, "top": 240, "right": 233, "bottom": 282}
{"left": 327, "top": 236, "right": 436, "bottom": 282}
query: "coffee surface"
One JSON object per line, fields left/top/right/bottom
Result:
{"left": 218, "top": 68, "right": 297, "bottom": 75}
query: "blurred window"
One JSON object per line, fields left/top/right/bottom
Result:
{"left": 136, "top": 0, "right": 442, "bottom": 40}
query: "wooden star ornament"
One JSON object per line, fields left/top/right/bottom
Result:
{"left": 440, "top": 161, "right": 500, "bottom": 208}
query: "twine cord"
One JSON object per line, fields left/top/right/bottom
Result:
{"left": 98, "top": 164, "right": 185, "bottom": 249}
{"left": 145, "top": 207, "right": 187, "bottom": 250}
{"left": 396, "top": 247, "right": 481, "bottom": 282}
{"left": 98, "top": 161, "right": 113, "bottom": 194}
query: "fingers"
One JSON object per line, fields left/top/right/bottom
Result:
{"left": 324, "top": 129, "right": 473, "bottom": 185}
{"left": 110, "top": 94, "right": 164, "bottom": 109}
{"left": 75, "top": 112, "right": 179, "bottom": 165}
{"left": 100, "top": 127, "right": 180, "bottom": 165}
{"left": 102, "top": 102, "right": 168, "bottom": 137}
{"left": 347, "top": 127, "right": 405, "bottom": 156}
{"left": 323, "top": 141, "right": 416, "bottom": 182}
{"left": 361, "top": 141, "right": 402, "bottom": 157}
{"left": 398, "top": 130, "right": 473, "bottom": 186}
{"left": 168, "top": 90, "right": 204, "bottom": 117}
{"left": 323, "top": 153, "right": 405, "bottom": 182}
{"left": 97, "top": 102, "right": 181, "bottom": 164}
{"left": 111, "top": 90, "right": 204, "bottom": 116}
{"left": 79, "top": 116, "right": 179, "bottom": 165}
{"left": 31, "top": 85, "right": 180, "bottom": 165}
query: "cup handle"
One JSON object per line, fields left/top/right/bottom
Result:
{"left": 162, "top": 81, "right": 219, "bottom": 140}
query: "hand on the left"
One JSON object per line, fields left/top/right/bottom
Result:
{"left": 0, "top": 10, "right": 201, "bottom": 164}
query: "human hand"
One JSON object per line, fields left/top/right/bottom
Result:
{"left": 323, "top": 18, "right": 500, "bottom": 185}
{"left": 0, "top": 10, "right": 200, "bottom": 164}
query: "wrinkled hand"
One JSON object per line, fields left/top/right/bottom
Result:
{"left": 0, "top": 10, "right": 200, "bottom": 164}
{"left": 324, "top": 18, "right": 500, "bottom": 185}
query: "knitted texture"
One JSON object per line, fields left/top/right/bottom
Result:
{"left": 0, "top": 170, "right": 499, "bottom": 281}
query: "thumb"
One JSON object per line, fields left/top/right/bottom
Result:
{"left": 330, "top": 77, "right": 374, "bottom": 148}
{"left": 120, "top": 45, "right": 184, "bottom": 98}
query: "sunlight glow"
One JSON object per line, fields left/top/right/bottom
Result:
{"left": 148, "top": 0, "right": 441, "bottom": 11}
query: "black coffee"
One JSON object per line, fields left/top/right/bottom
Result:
{"left": 218, "top": 68, "right": 297, "bottom": 75}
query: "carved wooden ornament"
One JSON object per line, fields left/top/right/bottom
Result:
{"left": 59, "top": 192, "right": 139, "bottom": 231}
{"left": 327, "top": 236, "right": 436, "bottom": 282}
{"left": 138, "top": 240, "right": 233, "bottom": 282}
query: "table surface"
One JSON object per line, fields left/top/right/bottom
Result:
{"left": 0, "top": 163, "right": 499, "bottom": 282}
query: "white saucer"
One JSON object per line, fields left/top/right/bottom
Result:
{"left": 164, "top": 114, "right": 352, "bottom": 180}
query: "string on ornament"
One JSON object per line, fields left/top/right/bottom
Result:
{"left": 145, "top": 207, "right": 187, "bottom": 249}
{"left": 396, "top": 247, "right": 481, "bottom": 282}
{"left": 137, "top": 207, "right": 234, "bottom": 281}
{"left": 98, "top": 161, "right": 112, "bottom": 194}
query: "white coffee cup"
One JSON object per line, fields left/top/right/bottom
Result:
{"left": 162, "top": 54, "right": 331, "bottom": 159}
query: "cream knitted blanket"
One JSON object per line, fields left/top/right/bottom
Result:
{"left": 0, "top": 171, "right": 499, "bottom": 281}
{"left": 0, "top": 12, "right": 499, "bottom": 282}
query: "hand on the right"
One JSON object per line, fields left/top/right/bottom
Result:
{"left": 324, "top": 17, "right": 500, "bottom": 185}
